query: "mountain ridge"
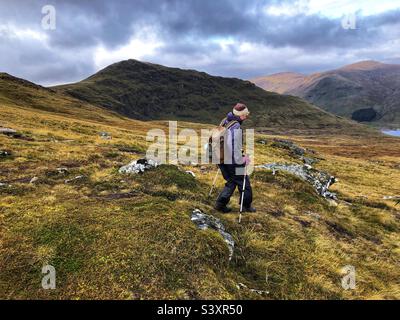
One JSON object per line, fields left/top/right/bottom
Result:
{"left": 251, "top": 61, "right": 400, "bottom": 127}
{"left": 52, "top": 59, "right": 365, "bottom": 133}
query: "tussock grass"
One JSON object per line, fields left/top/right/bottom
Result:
{"left": 1, "top": 85, "right": 400, "bottom": 299}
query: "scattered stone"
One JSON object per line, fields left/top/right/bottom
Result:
{"left": 99, "top": 132, "right": 112, "bottom": 140}
{"left": 65, "top": 175, "right": 85, "bottom": 184}
{"left": 119, "top": 158, "right": 158, "bottom": 174}
{"left": 30, "top": 177, "right": 39, "bottom": 184}
{"left": 0, "top": 182, "right": 11, "bottom": 188}
{"left": 301, "top": 156, "right": 319, "bottom": 166}
{"left": 257, "top": 139, "right": 267, "bottom": 145}
{"left": 0, "top": 127, "right": 18, "bottom": 136}
{"left": 0, "top": 127, "right": 32, "bottom": 140}
{"left": 272, "top": 139, "right": 306, "bottom": 157}
{"left": 383, "top": 196, "right": 400, "bottom": 206}
{"left": 185, "top": 170, "right": 196, "bottom": 178}
{"left": 0, "top": 150, "right": 12, "bottom": 157}
{"left": 256, "top": 163, "right": 337, "bottom": 200}
{"left": 236, "top": 283, "right": 269, "bottom": 296}
{"left": 272, "top": 139, "right": 320, "bottom": 165}
{"left": 191, "top": 209, "right": 234, "bottom": 261}
{"left": 56, "top": 167, "right": 69, "bottom": 175}
{"left": 304, "top": 164, "right": 312, "bottom": 170}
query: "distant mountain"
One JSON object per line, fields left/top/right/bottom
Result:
{"left": 251, "top": 61, "right": 400, "bottom": 127}
{"left": 251, "top": 72, "right": 307, "bottom": 95}
{"left": 52, "top": 59, "right": 361, "bottom": 132}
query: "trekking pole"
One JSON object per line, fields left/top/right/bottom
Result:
{"left": 208, "top": 167, "right": 220, "bottom": 197}
{"left": 239, "top": 165, "right": 247, "bottom": 223}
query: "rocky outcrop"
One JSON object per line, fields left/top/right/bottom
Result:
{"left": 0, "top": 150, "right": 12, "bottom": 157}
{"left": 272, "top": 139, "right": 306, "bottom": 156}
{"left": 119, "top": 159, "right": 196, "bottom": 178}
{"left": 30, "top": 177, "right": 39, "bottom": 184}
{"left": 236, "top": 282, "right": 269, "bottom": 296}
{"left": 185, "top": 171, "right": 196, "bottom": 178}
{"left": 65, "top": 175, "right": 86, "bottom": 184}
{"left": 99, "top": 132, "right": 112, "bottom": 140}
{"left": 383, "top": 196, "right": 400, "bottom": 206}
{"left": 0, "top": 128, "right": 20, "bottom": 138}
{"left": 271, "top": 139, "right": 320, "bottom": 165}
{"left": 256, "top": 163, "right": 337, "bottom": 200}
{"left": 0, "top": 182, "right": 11, "bottom": 188}
{"left": 0, "top": 127, "right": 32, "bottom": 140}
{"left": 191, "top": 209, "right": 234, "bottom": 261}
{"left": 119, "top": 159, "right": 158, "bottom": 174}
{"left": 56, "top": 167, "right": 69, "bottom": 175}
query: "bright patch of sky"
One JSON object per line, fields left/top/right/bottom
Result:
{"left": 265, "top": 0, "right": 400, "bottom": 18}
{"left": 94, "top": 27, "right": 163, "bottom": 70}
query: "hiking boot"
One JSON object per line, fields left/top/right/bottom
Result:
{"left": 214, "top": 205, "right": 232, "bottom": 213}
{"left": 243, "top": 206, "right": 257, "bottom": 213}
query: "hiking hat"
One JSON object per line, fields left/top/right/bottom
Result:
{"left": 233, "top": 103, "right": 250, "bottom": 117}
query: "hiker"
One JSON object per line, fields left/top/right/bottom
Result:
{"left": 214, "top": 103, "right": 256, "bottom": 213}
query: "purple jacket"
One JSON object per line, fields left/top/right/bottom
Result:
{"left": 222, "top": 112, "right": 244, "bottom": 165}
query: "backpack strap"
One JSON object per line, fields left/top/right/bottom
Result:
{"left": 219, "top": 117, "right": 239, "bottom": 129}
{"left": 219, "top": 117, "right": 227, "bottom": 127}
{"left": 225, "top": 120, "right": 239, "bottom": 129}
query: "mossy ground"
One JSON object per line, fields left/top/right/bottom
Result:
{"left": 1, "top": 100, "right": 399, "bottom": 300}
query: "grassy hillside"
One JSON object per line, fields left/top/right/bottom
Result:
{"left": 53, "top": 59, "right": 366, "bottom": 133}
{"left": 251, "top": 72, "right": 306, "bottom": 94}
{"left": 1, "top": 73, "right": 400, "bottom": 299}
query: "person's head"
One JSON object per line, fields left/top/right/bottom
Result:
{"left": 232, "top": 103, "right": 250, "bottom": 121}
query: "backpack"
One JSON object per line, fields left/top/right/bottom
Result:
{"left": 208, "top": 118, "right": 239, "bottom": 164}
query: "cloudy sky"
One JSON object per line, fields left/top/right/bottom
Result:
{"left": 1, "top": 0, "right": 399, "bottom": 86}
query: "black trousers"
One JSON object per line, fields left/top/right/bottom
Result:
{"left": 216, "top": 164, "right": 253, "bottom": 208}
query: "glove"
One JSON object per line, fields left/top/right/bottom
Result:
{"left": 243, "top": 155, "right": 251, "bottom": 166}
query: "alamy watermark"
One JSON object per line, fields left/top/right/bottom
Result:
{"left": 341, "top": 13, "right": 357, "bottom": 30}
{"left": 341, "top": 265, "right": 356, "bottom": 290}
{"left": 42, "top": 264, "right": 56, "bottom": 289}
{"left": 145, "top": 121, "right": 255, "bottom": 175}
{"left": 41, "top": 5, "right": 56, "bottom": 30}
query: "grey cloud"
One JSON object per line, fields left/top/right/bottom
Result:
{"left": 0, "top": 0, "right": 399, "bottom": 85}
{"left": 0, "top": 26, "right": 95, "bottom": 85}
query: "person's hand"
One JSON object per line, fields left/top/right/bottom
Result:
{"left": 243, "top": 155, "right": 251, "bottom": 166}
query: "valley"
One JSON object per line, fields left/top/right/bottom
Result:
{"left": 252, "top": 61, "right": 400, "bottom": 128}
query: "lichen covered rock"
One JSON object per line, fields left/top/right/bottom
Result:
{"left": 256, "top": 163, "right": 337, "bottom": 200}
{"left": 119, "top": 159, "right": 158, "bottom": 174}
{"left": 191, "top": 209, "right": 234, "bottom": 261}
